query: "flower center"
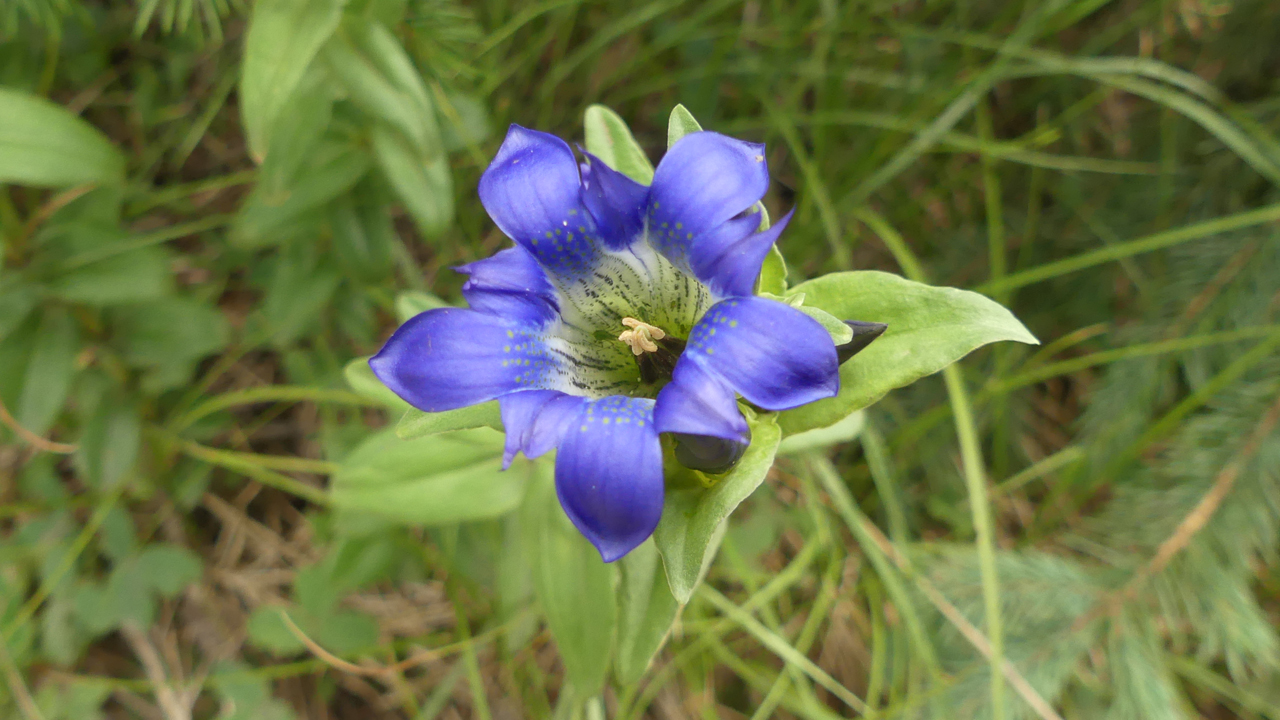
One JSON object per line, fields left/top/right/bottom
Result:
{"left": 617, "top": 317, "right": 666, "bottom": 356}
{"left": 616, "top": 316, "right": 685, "bottom": 388}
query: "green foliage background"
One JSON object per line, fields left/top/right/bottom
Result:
{"left": 2, "top": 0, "right": 1280, "bottom": 718}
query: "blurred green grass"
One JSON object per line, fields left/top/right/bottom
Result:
{"left": 3, "top": 0, "right": 1280, "bottom": 718}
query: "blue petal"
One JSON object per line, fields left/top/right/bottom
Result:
{"left": 654, "top": 358, "right": 749, "bottom": 444}
{"left": 369, "top": 308, "right": 560, "bottom": 412}
{"left": 647, "top": 131, "right": 769, "bottom": 268}
{"left": 478, "top": 125, "right": 617, "bottom": 279}
{"left": 683, "top": 296, "right": 839, "bottom": 411}
{"left": 555, "top": 396, "right": 664, "bottom": 562}
{"left": 457, "top": 245, "right": 559, "bottom": 324}
{"left": 499, "top": 389, "right": 587, "bottom": 467}
{"left": 690, "top": 209, "right": 794, "bottom": 299}
{"left": 580, "top": 153, "right": 649, "bottom": 249}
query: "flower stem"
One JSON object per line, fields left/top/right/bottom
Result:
{"left": 859, "top": 206, "right": 1008, "bottom": 720}
{"left": 944, "top": 366, "right": 1006, "bottom": 720}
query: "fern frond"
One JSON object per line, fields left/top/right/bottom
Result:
{"left": 2, "top": 0, "right": 75, "bottom": 36}
{"left": 132, "top": 0, "right": 247, "bottom": 46}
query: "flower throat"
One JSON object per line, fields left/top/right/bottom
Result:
{"left": 618, "top": 316, "right": 685, "bottom": 387}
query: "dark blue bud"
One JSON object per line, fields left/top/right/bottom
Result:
{"left": 836, "top": 321, "right": 887, "bottom": 365}
{"left": 673, "top": 432, "right": 750, "bottom": 474}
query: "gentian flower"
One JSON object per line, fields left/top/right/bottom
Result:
{"left": 372, "top": 124, "right": 855, "bottom": 562}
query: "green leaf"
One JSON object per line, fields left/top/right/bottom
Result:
{"left": 255, "top": 69, "right": 336, "bottom": 195}
{"left": 171, "top": 460, "right": 213, "bottom": 511}
{"left": 17, "top": 306, "right": 78, "bottom": 437}
{"left": 327, "top": 534, "right": 399, "bottom": 591}
{"left": 110, "top": 297, "right": 230, "bottom": 368}
{"left": 40, "top": 228, "right": 173, "bottom": 308}
{"left": 351, "top": 19, "right": 441, "bottom": 148}
{"left": 38, "top": 223, "right": 171, "bottom": 305}
{"left": 754, "top": 203, "right": 771, "bottom": 231}
{"left": 0, "top": 87, "right": 125, "bottom": 187}
{"left": 251, "top": 596, "right": 380, "bottom": 659}
{"left": 667, "top": 103, "right": 703, "bottom": 148}
{"left": 397, "top": 402, "right": 502, "bottom": 438}
{"left": 323, "top": 22, "right": 438, "bottom": 156}
{"left": 98, "top": 506, "right": 138, "bottom": 561}
{"left": 793, "top": 302, "right": 854, "bottom": 344}
{"left": 210, "top": 660, "right": 298, "bottom": 720}
{"left": 40, "top": 595, "right": 87, "bottom": 667}
{"left": 778, "top": 271, "right": 1039, "bottom": 435}
{"left": 0, "top": 319, "right": 36, "bottom": 444}
{"left": 313, "top": 609, "right": 380, "bottom": 655}
{"left": 135, "top": 545, "right": 203, "bottom": 597}
{"left": 330, "top": 428, "right": 528, "bottom": 525}
{"left": 776, "top": 410, "right": 865, "bottom": 455}
{"left": 371, "top": 124, "right": 454, "bottom": 239}
{"left": 46, "top": 247, "right": 172, "bottom": 306}
{"left": 320, "top": 18, "right": 453, "bottom": 239}
{"left": 260, "top": 247, "right": 342, "bottom": 345}
{"left": 75, "top": 398, "right": 141, "bottom": 489}
{"left": 615, "top": 538, "right": 681, "bottom": 686}
{"left": 0, "top": 284, "right": 38, "bottom": 343}
{"left": 233, "top": 142, "right": 370, "bottom": 248}
{"left": 395, "top": 290, "right": 449, "bottom": 322}
{"left": 329, "top": 191, "right": 395, "bottom": 282}
{"left": 756, "top": 245, "right": 787, "bottom": 296}
{"left": 584, "top": 105, "right": 654, "bottom": 184}
{"left": 497, "top": 512, "right": 537, "bottom": 656}
{"left": 34, "top": 677, "right": 110, "bottom": 720}
{"left": 345, "top": 0, "right": 412, "bottom": 24}
{"left": 105, "top": 560, "right": 157, "bottom": 628}
{"left": 246, "top": 606, "right": 306, "bottom": 654}
{"left": 654, "top": 412, "right": 782, "bottom": 603}
{"left": 525, "top": 466, "right": 616, "bottom": 697}
{"left": 71, "top": 582, "right": 118, "bottom": 636}
{"left": 344, "top": 357, "right": 410, "bottom": 411}
{"left": 439, "top": 92, "right": 492, "bottom": 152}
{"left": 294, "top": 562, "right": 340, "bottom": 617}
{"left": 239, "top": 0, "right": 343, "bottom": 162}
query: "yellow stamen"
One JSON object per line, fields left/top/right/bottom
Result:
{"left": 618, "top": 317, "right": 666, "bottom": 356}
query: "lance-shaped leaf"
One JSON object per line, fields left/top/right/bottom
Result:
{"left": 778, "top": 271, "right": 1038, "bottom": 435}
{"left": 239, "top": 0, "right": 343, "bottom": 162}
{"left": 667, "top": 103, "right": 703, "bottom": 147}
{"left": 396, "top": 403, "right": 503, "bottom": 439}
{"left": 0, "top": 88, "right": 124, "bottom": 187}
{"left": 525, "top": 465, "right": 617, "bottom": 698}
{"left": 584, "top": 104, "right": 654, "bottom": 184}
{"left": 616, "top": 538, "right": 681, "bottom": 686}
{"left": 371, "top": 124, "right": 454, "bottom": 239}
{"left": 330, "top": 428, "right": 527, "bottom": 525}
{"left": 654, "top": 412, "right": 782, "bottom": 603}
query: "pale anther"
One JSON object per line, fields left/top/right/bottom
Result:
{"left": 618, "top": 317, "right": 666, "bottom": 356}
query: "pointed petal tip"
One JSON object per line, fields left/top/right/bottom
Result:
{"left": 668, "top": 130, "right": 765, "bottom": 158}
{"left": 367, "top": 346, "right": 394, "bottom": 387}
{"left": 597, "top": 539, "right": 642, "bottom": 563}
{"left": 570, "top": 515, "right": 653, "bottom": 564}
{"left": 554, "top": 396, "right": 664, "bottom": 567}
{"left": 502, "top": 122, "right": 536, "bottom": 140}
{"left": 682, "top": 296, "right": 839, "bottom": 411}
{"left": 687, "top": 206, "right": 795, "bottom": 298}
{"left": 650, "top": 130, "right": 771, "bottom": 241}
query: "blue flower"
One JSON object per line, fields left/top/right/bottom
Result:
{"left": 371, "top": 125, "right": 842, "bottom": 561}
